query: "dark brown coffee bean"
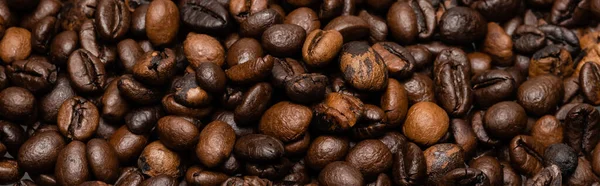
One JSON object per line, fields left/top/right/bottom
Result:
{"left": 157, "top": 115, "right": 200, "bottom": 151}
{"left": 401, "top": 73, "right": 436, "bottom": 104}
{"left": 543, "top": 143, "right": 578, "bottom": 178}
{"left": 509, "top": 135, "right": 545, "bottom": 176}
{"left": 140, "top": 175, "right": 179, "bottom": 186}
{"left": 538, "top": 25, "right": 580, "bottom": 55}
{"left": 49, "top": 30, "right": 78, "bottom": 66}
{"left": 0, "top": 87, "right": 36, "bottom": 121}
{"left": 391, "top": 141, "right": 426, "bottom": 186}
{"left": 57, "top": 0, "right": 97, "bottom": 31}
{"left": 563, "top": 75, "right": 583, "bottom": 104}
{"left": 0, "top": 158, "right": 22, "bottom": 185}
{"left": 450, "top": 118, "right": 477, "bottom": 158}
{"left": 318, "top": 161, "right": 363, "bottom": 186}
{"left": 285, "top": 132, "right": 311, "bottom": 156}
{"left": 380, "top": 79, "right": 408, "bottom": 128}
{"left": 471, "top": 69, "right": 516, "bottom": 108}
{"left": 195, "top": 62, "right": 226, "bottom": 93}
{"left": 7, "top": 56, "right": 57, "bottom": 93}
{"left": 130, "top": 4, "right": 148, "bottom": 38}
{"left": 517, "top": 74, "right": 564, "bottom": 116}
{"left": 171, "top": 72, "right": 212, "bottom": 108}
{"left": 145, "top": 0, "right": 179, "bottom": 46}
{"left": 469, "top": 156, "right": 502, "bottom": 186}
{"left": 133, "top": 49, "right": 177, "bottom": 86}
{"left": 438, "top": 7, "right": 487, "bottom": 45}
{"left": 302, "top": 29, "right": 343, "bottom": 67}
{"left": 232, "top": 82, "right": 272, "bottom": 125}
{"left": 529, "top": 45, "right": 574, "bottom": 78}
{"left": 118, "top": 74, "right": 163, "bottom": 105}
{"left": 100, "top": 77, "right": 129, "bottom": 122}
{"left": 579, "top": 62, "right": 600, "bottom": 105}
{"left": 471, "top": 110, "right": 499, "bottom": 146}
{"left": 284, "top": 73, "right": 328, "bottom": 104}
{"left": 357, "top": 10, "right": 387, "bottom": 44}
{"left": 482, "top": 22, "right": 514, "bottom": 66}
{"left": 434, "top": 48, "right": 472, "bottom": 117}
{"left": 86, "top": 138, "right": 119, "bottom": 183}
{"left": 240, "top": 8, "right": 283, "bottom": 38}
{"left": 403, "top": 102, "right": 449, "bottom": 146}
{"left": 226, "top": 38, "right": 262, "bottom": 67}
{"left": 0, "top": 27, "right": 31, "bottom": 64}
{"left": 212, "top": 110, "right": 256, "bottom": 137}
{"left": 484, "top": 101, "right": 527, "bottom": 140}
{"left": 262, "top": 24, "right": 306, "bottom": 57}
{"left": 125, "top": 106, "right": 163, "bottom": 135}
{"left": 346, "top": 140, "right": 392, "bottom": 178}
{"left": 138, "top": 141, "right": 183, "bottom": 178}
{"left": 96, "top": 0, "right": 130, "bottom": 40}
{"left": 79, "top": 20, "right": 117, "bottom": 66}
{"left": 340, "top": 41, "right": 388, "bottom": 92}
{"left": 226, "top": 55, "right": 274, "bottom": 85}
{"left": 564, "top": 103, "right": 600, "bottom": 157}
{"left": 180, "top": 0, "right": 230, "bottom": 35}
{"left": 313, "top": 93, "right": 364, "bottom": 133}
{"left": 285, "top": 7, "right": 320, "bottom": 34}
{"left": 109, "top": 126, "right": 149, "bottom": 163}
{"left": 229, "top": 0, "right": 267, "bottom": 23}
{"left": 185, "top": 165, "right": 228, "bottom": 186}
{"left": 117, "top": 39, "right": 144, "bottom": 73}
{"left": 550, "top": 0, "right": 589, "bottom": 27}
{"left": 162, "top": 94, "right": 213, "bottom": 118}
{"left": 305, "top": 135, "right": 349, "bottom": 170}
{"left": 259, "top": 101, "right": 311, "bottom": 143}
{"left": 245, "top": 158, "right": 293, "bottom": 180}
{"left": 567, "top": 157, "right": 600, "bottom": 185}
{"left": 114, "top": 167, "right": 145, "bottom": 186}
{"left": 513, "top": 25, "right": 546, "bottom": 54}
{"left": 57, "top": 96, "right": 99, "bottom": 141}
{"left": 372, "top": 42, "right": 416, "bottom": 79}
{"left": 424, "top": 143, "right": 465, "bottom": 185}
{"left": 55, "top": 141, "right": 90, "bottom": 186}
{"left": 323, "top": 15, "right": 369, "bottom": 42}
{"left": 271, "top": 57, "right": 305, "bottom": 88}
{"left": 67, "top": 49, "right": 106, "bottom": 93}
{"left": 387, "top": 2, "right": 417, "bottom": 44}
{"left": 18, "top": 130, "right": 65, "bottom": 174}
{"left": 234, "top": 134, "right": 284, "bottom": 163}
{"left": 30, "top": 16, "right": 58, "bottom": 54}
{"left": 196, "top": 120, "right": 235, "bottom": 168}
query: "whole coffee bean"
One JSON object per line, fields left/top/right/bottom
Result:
{"left": 101, "top": 77, "right": 130, "bottom": 122}
{"left": 472, "top": 109, "right": 499, "bottom": 146}
{"left": 284, "top": 73, "right": 328, "bottom": 104}
{"left": 550, "top": 0, "right": 589, "bottom": 27}
{"left": 357, "top": 10, "right": 387, "bottom": 44}
{"left": 469, "top": 156, "right": 502, "bottom": 186}
{"left": 424, "top": 143, "right": 465, "bottom": 185}
{"left": 517, "top": 74, "right": 564, "bottom": 116}
{"left": 567, "top": 157, "right": 600, "bottom": 185}
{"left": 391, "top": 141, "right": 426, "bottom": 186}
{"left": 346, "top": 139, "right": 392, "bottom": 178}
{"left": 7, "top": 56, "right": 57, "bottom": 93}
{"left": 0, "top": 87, "right": 36, "bottom": 121}
{"left": 55, "top": 141, "right": 90, "bottom": 186}
{"left": 531, "top": 115, "right": 563, "bottom": 148}
{"left": 233, "top": 82, "right": 272, "bottom": 125}
{"left": 387, "top": 2, "right": 417, "bottom": 44}
{"left": 579, "top": 62, "right": 600, "bottom": 105}
{"left": 18, "top": 131, "right": 65, "bottom": 174}
{"left": 500, "top": 161, "right": 522, "bottom": 186}
{"left": 229, "top": 0, "right": 267, "bottom": 23}
{"left": 184, "top": 32, "right": 225, "bottom": 68}
{"left": 212, "top": 110, "right": 256, "bottom": 137}
{"left": 162, "top": 93, "right": 213, "bottom": 118}
{"left": 438, "top": 7, "right": 487, "bottom": 45}
{"left": 513, "top": 25, "right": 546, "bottom": 54}
{"left": 318, "top": 161, "right": 363, "bottom": 186}
{"left": 125, "top": 106, "right": 163, "bottom": 135}
{"left": 318, "top": 0, "right": 343, "bottom": 21}
{"left": 259, "top": 101, "right": 311, "bottom": 142}
{"left": 466, "top": 52, "right": 491, "bottom": 76}
{"left": 49, "top": 30, "right": 78, "bottom": 66}
{"left": 226, "top": 37, "right": 263, "bottom": 67}
{"left": 471, "top": 69, "right": 516, "bottom": 108}
{"left": 30, "top": 16, "right": 58, "bottom": 54}
{"left": 180, "top": 0, "right": 230, "bottom": 35}
{"left": 130, "top": 5, "right": 148, "bottom": 38}
{"left": 482, "top": 22, "right": 514, "bottom": 66}
{"left": 0, "top": 27, "right": 31, "bottom": 63}
{"left": 450, "top": 119, "right": 477, "bottom": 158}
{"left": 19, "top": 0, "right": 60, "bottom": 29}
{"left": 185, "top": 165, "right": 229, "bottom": 186}
{"left": 109, "top": 126, "right": 149, "bottom": 163}
{"left": 234, "top": 134, "right": 284, "bottom": 163}
{"left": 305, "top": 135, "right": 349, "bottom": 170}
{"left": 544, "top": 143, "right": 578, "bottom": 178}
{"left": 133, "top": 49, "right": 177, "bottom": 86}
{"left": 564, "top": 103, "right": 600, "bottom": 156}
{"left": 285, "top": 132, "right": 311, "bottom": 156}
{"left": 401, "top": 73, "right": 436, "bottom": 104}
{"left": 538, "top": 25, "right": 580, "bottom": 55}
{"left": 79, "top": 20, "right": 117, "bottom": 66}
{"left": 323, "top": 15, "right": 369, "bottom": 42}
{"left": 302, "top": 29, "right": 343, "bottom": 67}
{"left": 529, "top": 45, "right": 574, "bottom": 78}
{"left": 313, "top": 93, "right": 364, "bottom": 133}
{"left": 140, "top": 174, "right": 179, "bottom": 186}
{"left": 262, "top": 24, "right": 306, "bottom": 57}
{"left": 339, "top": 41, "right": 388, "bottom": 92}
{"left": 509, "top": 135, "right": 545, "bottom": 176}
{"left": 67, "top": 49, "right": 106, "bottom": 93}
{"left": 380, "top": 79, "right": 408, "bottom": 128}
{"left": 285, "top": 7, "right": 320, "bottom": 34}
{"left": 195, "top": 62, "right": 226, "bottom": 93}
{"left": 157, "top": 116, "right": 200, "bottom": 151}
{"left": 114, "top": 167, "right": 144, "bottom": 186}
{"left": 219, "top": 154, "right": 242, "bottom": 175}
{"left": 372, "top": 42, "right": 416, "bottom": 79}
{"left": 118, "top": 74, "right": 163, "bottom": 105}
{"left": 96, "top": 0, "right": 130, "bottom": 40}
{"left": 86, "top": 138, "right": 119, "bottom": 183}
{"left": 138, "top": 141, "right": 183, "bottom": 178}
{"left": 117, "top": 39, "right": 144, "bottom": 73}
{"left": 484, "top": 101, "right": 527, "bottom": 140}
{"left": 271, "top": 58, "right": 305, "bottom": 88}
{"left": 403, "top": 102, "right": 449, "bottom": 146}
{"left": 240, "top": 8, "right": 283, "bottom": 38}
{"left": 57, "top": 96, "right": 99, "bottom": 141}
{"left": 434, "top": 48, "right": 472, "bottom": 117}
{"left": 145, "top": 0, "right": 179, "bottom": 46}
{"left": 196, "top": 120, "right": 235, "bottom": 168}
{"left": 0, "top": 158, "right": 22, "bottom": 185}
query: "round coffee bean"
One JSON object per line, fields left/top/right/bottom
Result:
{"left": 196, "top": 120, "right": 235, "bottom": 168}
{"left": 403, "top": 102, "right": 449, "bottom": 146}
{"left": 183, "top": 33, "right": 225, "bottom": 68}
{"left": 0, "top": 27, "right": 31, "bottom": 63}
{"left": 145, "top": 0, "right": 179, "bottom": 46}
{"left": 345, "top": 139, "right": 392, "bottom": 178}
{"left": 0, "top": 87, "right": 36, "bottom": 121}
{"left": 138, "top": 141, "right": 183, "bottom": 178}
{"left": 339, "top": 41, "right": 388, "bottom": 92}
{"left": 157, "top": 115, "right": 200, "bottom": 151}
{"left": 259, "top": 101, "right": 311, "bottom": 143}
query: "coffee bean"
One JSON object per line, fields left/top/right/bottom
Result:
{"left": 195, "top": 62, "right": 226, "bottom": 93}
{"left": 513, "top": 25, "right": 546, "bottom": 54}
{"left": 226, "top": 55, "right": 274, "bottom": 85}
{"left": 372, "top": 42, "right": 416, "bottom": 79}
{"left": 109, "top": 126, "right": 149, "bottom": 163}
{"left": 340, "top": 41, "right": 388, "bottom": 92}
{"left": 145, "top": 0, "right": 179, "bottom": 46}
{"left": 196, "top": 120, "right": 235, "bottom": 168}
{"left": 96, "top": 0, "right": 130, "bottom": 41}
{"left": 117, "top": 39, "right": 144, "bottom": 74}
{"left": 101, "top": 77, "right": 130, "bottom": 122}
{"left": 0, "top": 158, "right": 21, "bottom": 185}
{"left": 125, "top": 106, "right": 163, "bottom": 135}
{"left": 318, "top": 161, "right": 363, "bottom": 186}
{"left": 18, "top": 131, "right": 65, "bottom": 174}
{"left": 567, "top": 157, "right": 600, "bottom": 185}
{"left": 31, "top": 16, "right": 58, "bottom": 54}
{"left": 67, "top": 49, "right": 106, "bottom": 93}
{"left": 529, "top": 45, "right": 574, "bottom": 78}
{"left": 185, "top": 165, "right": 229, "bottom": 186}
{"left": 130, "top": 5, "right": 148, "bottom": 38}
{"left": 538, "top": 25, "right": 580, "bottom": 55}
{"left": 305, "top": 135, "right": 349, "bottom": 171}
{"left": 162, "top": 93, "right": 213, "bottom": 118}
{"left": 434, "top": 48, "right": 472, "bottom": 117}
{"left": 180, "top": 0, "right": 230, "bottom": 35}
{"left": 229, "top": 0, "right": 268, "bottom": 23}
{"left": 79, "top": 20, "right": 117, "bottom": 65}
{"left": 39, "top": 75, "right": 74, "bottom": 122}
{"left": 313, "top": 93, "right": 364, "bottom": 133}
{"left": 118, "top": 74, "right": 163, "bottom": 105}
{"left": 401, "top": 73, "right": 436, "bottom": 104}
{"left": 324, "top": 15, "right": 369, "bottom": 42}
{"left": 579, "top": 62, "right": 600, "bottom": 105}
{"left": 245, "top": 158, "right": 293, "bottom": 180}
{"left": 423, "top": 143, "right": 465, "bottom": 185}
{"left": 262, "top": 24, "right": 306, "bottom": 57}
{"left": 234, "top": 134, "right": 284, "bottom": 163}
{"left": 0, "top": 87, "right": 36, "bottom": 121}
{"left": 358, "top": 10, "right": 387, "bottom": 44}
{"left": 284, "top": 73, "right": 328, "bottom": 104}
{"left": 57, "top": 96, "right": 99, "bottom": 141}
{"left": 86, "top": 138, "right": 120, "bottom": 183}
{"left": 156, "top": 116, "right": 200, "bottom": 151}
{"left": 531, "top": 115, "right": 564, "bottom": 148}
{"left": 527, "top": 164, "right": 562, "bottom": 186}
{"left": 49, "top": 30, "right": 78, "bottom": 66}
{"left": 184, "top": 32, "right": 225, "bottom": 68}
{"left": 302, "top": 29, "right": 343, "bottom": 67}
{"left": 285, "top": 7, "right": 320, "bottom": 34}
{"left": 403, "top": 102, "right": 448, "bottom": 146}
{"left": 234, "top": 82, "right": 272, "bottom": 125}
{"left": 484, "top": 101, "right": 527, "bottom": 140}
{"left": 517, "top": 74, "right": 564, "bottom": 116}
{"left": 482, "top": 22, "right": 514, "bottom": 66}
{"left": 240, "top": 8, "right": 283, "bottom": 38}
{"left": 140, "top": 174, "right": 179, "bottom": 186}
{"left": 438, "top": 7, "right": 487, "bottom": 45}
{"left": 442, "top": 168, "right": 489, "bottom": 186}
{"left": 55, "top": 141, "right": 90, "bottom": 186}
{"left": 346, "top": 140, "right": 392, "bottom": 178}
{"left": 0, "top": 27, "right": 31, "bottom": 63}
{"left": 114, "top": 167, "right": 144, "bottom": 186}
{"left": 564, "top": 103, "right": 600, "bottom": 157}
{"left": 471, "top": 69, "right": 516, "bottom": 108}
{"left": 509, "top": 135, "right": 545, "bottom": 176}
{"left": 138, "top": 141, "right": 184, "bottom": 178}
{"left": 7, "top": 56, "right": 57, "bottom": 93}
{"left": 133, "top": 49, "right": 177, "bottom": 86}
{"left": 259, "top": 101, "right": 311, "bottom": 142}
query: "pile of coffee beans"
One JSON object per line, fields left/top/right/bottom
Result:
{"left": 2, "top": 0, "right": 600, "bottom": 185}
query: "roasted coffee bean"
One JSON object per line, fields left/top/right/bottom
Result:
{"left": 185, "top": 165, "right": 228, "bottom": 186}
{"left": 284, "top": 73, "right": 328, "bottom": 104}
{"left": 401, "top": 73, "right": 436, "bottom": 104}
{"left": 318, "top": 161, "right": 363, "bottom": 186}
{"left": 339, "top": 41, "right": 388, "bottom": 92}
{"left": 180, "top": 0, "right": 230, "bottom": 35}
{"left": 0, "top": 27, "right": 31, "bottom": 64}
{"left": 49, "top": 30, "right": 78, "bottom": 66}
{"left": 531, "top": 115, "right": 564, "bottom": 148}
{"left": 57, "top": 0, "right": 97, "bottom": 31}
{"left": 262, "top": 24, "right": 306, "bottom": 57}
{"left": 484, "top": 101, "right": 527, "bottom": 140}
{"left": 183, "top": 33, "right": 225, "bottom": 68}
{"left": 240, "top": 8, "right": 283, "bottom": 38}
{"left": 226, "top": 38, "right": 263, "bottom": 67}
{"left": 0, "top": 158, "right": 22, "bottom": 185}
{"left": 271, "top": 57, "right": 306, "bottom": 88}
{"left": 483, "top": 22, "right": 514, "bottom": 66}
{"left": 550, "top": 0, "right": 589, "bottom": 27}
{"left": 138, "top": 141, "right": 184, "bottom": 178}
{"left": 509, "top": 135, "right": 545, "bottom": 176}
{"left": 221, "top": 176, "right": 272, "bottom": 186}
{"left": 118, "top": 74, "right": 163, "bottom": 105}
{"left": 517, "top": 75, "right": 564, "bottom": 116}
{"left": 434, "top": 48, "right": 472, "bottom": 117}
{"left": 323, "top": 15, "right": 369, "bottom": 42}
{"left": 438, "top": 7, "right": 487, "bottom": 45}
{"left": 501, "top": 161, "right": 522, "bottom": 186}
{"left": 79, "top": 20, "right": 117, "bottom": 66}
{"left": 233, "top": 82, "right": 272, "bottom": 125}
{"left": 442, "top": 168, "right": 489, "bottom": 186}
{"left": 471, "top": 69, "right": 516, "bottom": 108}
{"left": 172, "top": 72, "right": 212, "bottom": 107}
{"left": 245, "top": 157, "right": 293, "bottom": 180}
{"left": 130, "top": 5, "right": 148, "bottom": 38}
{"left": 67, "top": 49, "right": 106, "bottom": 93}
{"left": 450, "top": 118, "right": 477, "bottom": 158}
{"left": 529, "top": 45, "right": 574, "bottom": 78}
{"left": 101, "top": 77, "right": 130, "bottom": 122}
{"left": 345, "top": 139, "right": 392, "bottom": 178}
{"left": 513, "top": 25, "right": 546, "bottom": 54}
{"left": 145, "top": 0, "right": 179, "bottom": 46}
{"left": 114, "top": 167, "right": 144, "bottom": 186}
{"left": 30, "top": 173, "right": 57, "bottom": 186}
{"left": 372, "top": 42, "right": 416, "bottom": 79}
{"left": 544, "top": 143, "right": 578, "bottom": 178}
{"left": 157, "top": 116, "right": 200, "bottom": 151}
{"left": 18, "top": 131, "right": 65, "bottom": 174}
{"left": 140, "top": 174, "right": 179, "bottom": 186}
{"left": 234, "top": 134, "right": 284, "bottom": 163}
{"left": 55, "top": 141, "right": 89, "bottom": 186}
{"left": 424, "top": 143, "right": 465, "bottom": 185}
{"left": 133, "top": 49, "right": 177, "bottom": 86}
{"left": 195, "top": 62, "right": 226, "bottom": 93}
{"left": 196, "top": 120, "right": 235, "bottom": 168}
{"left": 285, "top": 7, "right": 320, "bottom": 34}
{"left": 125, "top": 106, "right": 163, "bottom": 135}
{"left": 259, "top": 101, "right": 311, "bottom": 143}
{"left": 380, "top": 79, "right": 409, "bottom": 128}
{"left": 567, "top": 157, "right": 600, "bottom": 185}
{"left": 579, "top": 62, "right": 600, "bottom": 105}
{"left": 109, "top": 126, "right": 149, "bottom": 163}
{"left": 302, "top": 29, "right": 343, "bottom": 67}
{"left": 467, "top": 52, "right": 492, "bottom": 76}
{"left": 226, "top": 56, "right": 274, "bottom": 85}
{"left": 527, "top": 164, "right": 563, "bottom": 186}
{"left": 392, "top": 141, "right": 426, "bottom": 186}
{"left": 212, "top": 110, "right": 256, "bottom": 137}
{"left": 57, "top": 96, "right": 99, "bottom": 141}
{"left": 313, "top": 93, "right": 364, "bottom": 133}
{"left": 86, "top": 138, "right": 120, "bottom": 183}
{"left": 305, "top": 135, "right": 349, "bottom": 170}
{"left": 7, "top": 56, "right": 57, "bottom": 93}
{"left": 0, "top": 87, "right": 36, "bottom": 121}
{"left": 538, "top": 24, "right": 580, "bottom": 55}
{"left": 0, "top": 121, "right": 24, "bottom": 156}
{"left": 564, "top": 103, "right": 600, "bottom": 156}
{"left": 465, "top": 0, "right": 520, "bottom": 22}
{"left": 318, "top": 0, "right": 343, "bottom": 21}
{"left": 469, "top": 156, "right": 502, "bottom": 186}
{"left": 403, "top": 102, "right": 448, "bottom": 146}
{"left": 162, "top": 94, "right": 213, "bottom": 118}
{"left": 31, "top": 16, "right": 58, "bottom": 54}
{"left": 96, "top": 0, "right": 130, "bottom": 41}
{"left": 229, "top": 0, "right": 268, "bottom": 23}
